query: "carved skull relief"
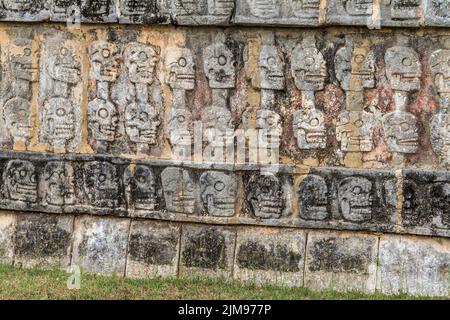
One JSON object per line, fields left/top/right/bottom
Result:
{"left": 247, "top": 173, "right": 284, "bottom": 219}
{"left": 165, "top": 47, "right": 196, "bottom": 90}
{"left": 168, "top": 108, "right": 193, "bottom": 148}
{"left": 51, "top": 0, "right": 79, "bottom": 16}
{"left": 88, "top": 99, "right": 119, "bottom": 142}
{"left": 124, "top": 165, "right": 157, "bottom": 211}
{"left": 41, "top": 161, "right": 76, "bottom": 206}
{"left": 291, "top": 36, "right": 327, "bottom": 92}
{"left": 430, "top": 182, "right": 450, "bottom": 228}
{"left": 203, "top": 42, "right": 236, "bottom": 89}
{"left": 2, "top": 0, "right": 32, "bottom": 11}
{"left": 259, "top": 45, "right": 285, "bottom": 90}
{"left": 338, "top": 177, "right": 373, "bottom": 222}
{"left": 298, "top": 175, "right": 329, "bottom": 221}
{"left": 429, "top": 49, "right": 450, "bottom": 94}
{"left": 430, "top": 0, "right": 450, "bottom": 18}
{"left": 431, "top": 112, "right": 450, "bottom": 162}
{"left": 4, "top": 160, "right": 37, "bottom": 203}
{"left": 9, "top": 44, "right": 38, "bottom": 83}
{"left": 2, "top": 97, "right": 33, "bottom": 143}
{"left": 293, "top": 107, "right": 326, "bottom": 149}
{"left": 120, "top": 0, "right": 148, "bottom": 15}
{"left": 173, "top": 0, "right": 207, "bottom": 14}
{"left": 83, "top": 161, "right": 119, "bottom": 208}
{"left": 382, "top": 110, "right": 419, "bottom": 153}
{"left": 48, "top": 45, "right": 82, "bottom": 85}
{"left": 256, "top": 109, "right": 282, "bottom": 149}
{"left": 42, "top": 97, "right": 76, "bottom": 148}
{"left": 82, "top": 0, "right": 111, "bottom": 15}
{"left": 125, "top": 102, "right": 160, "bottom": 145}
{"left": 385, "top": 46, "right": 421, "bottom": 92}
{"left": 289, "top": 0, "right": 320, "bottom": 18}
{"left": 247, "top": 0, "right": 279, "bottom": 18}
{"left": 335, "top": 41, "right": 375, "bottom": 92}
{"left": 209, "top": 0, "right": 234, "bottom": 15}
{"left": 336, "top": 110, "right": 374, "bottom": 152}
{"left": 124, "top": 42, "right": 159, "bottom": 85}
{"left": 344, "top": 0, "right": 373, "bottom": 16}
{"left": 390, "top": 0, "right": 421, "bottom": 20}
{"left": 200, "top": 171, "right": 236, "bottom": 217}
{"left": 161, "top": 167, "right": 195, "bottom": 214}
{"left": 202, "top": 106, "right": 234, "bottom": 144}
{"left": 403, "top": 180, "right": 419, "bottom": 221}
{"left": 89, "top": 41, "right": 120, "bottom": 83}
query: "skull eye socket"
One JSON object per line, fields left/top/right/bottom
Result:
{"left": 352, "top": 186, "right": 362, "bottom": 195}
{"left": 305, "top": 57, "right": 315, "bottom": 66}
{"left": 310, "top": 118, "right": 320, "bottom": 126}
{"left": 19, "top": 169, "right": 27, "bottom": 178}
{"left": 98, "top": 174, "right": 106, "bottom": 183}
{"left": 140, "top": 112, "right": 149, "bottom": 122}
{"left": 139, "top": 51, "right": 148, "bottom": 61}
{"left": 178, "top": 57, "right": 187, "bottom": 67}
{"left": 354, "top": 54, "right": 365, "bottom": 64}
{"left": 60, "top": 47, "right": 69, "bottom": 57}
{"left": 214, "top": 181, "right": 225, "bottom": 191}
{"left": 177, "top": 115, "right": 186, "bottom": 123}
{"left": 102, "top": 49, "right": 111, "bottom": 58}
{"left": 24, "top": 48, "right": 31, "bottom": 56}
{"left": 98, "top": 108, "right": 110, "bottom": 119}
{"left": 218, "top": 55, "right": 227, "bottom": 66}
{"left": 402, "top": 57, "right": 412, "bottom": 66}
{"left": 56, "top": 108, "right": 66, "bottom": 117}
{"left": 401, "top": 122, "right": 410, "bottom": 131}
{"left": 30, "top": 174, "right": 36, "bottom": 183}
{"left": 137, "top": 175, "right": 146, "bottom": 183}
{"left": 267, "top": 57, "right": 276, "bottom": 66}
{"left": 354, "top": 120, "right": 364, "bottom": 128}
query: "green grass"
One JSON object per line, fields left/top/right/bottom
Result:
{"left": 0, "top": 264, "right": 444, "bottom": 300}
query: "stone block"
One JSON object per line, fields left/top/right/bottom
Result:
{"left": 71, "top": 215, "right": 130, "bottom": 275}
{"left": 326, "top": 0, "right": 374, "bottom": 27}
{"left": 424, "top": 0, "right": 450, "bottom": 27}
{"left": 126, "top": 221, "right": 180, "bottom": 279}
{"left": 119, "top": 0, "right": 170, "bottom": 24}
{"left": 0, "top": 212, "right": 15, "bottom": 264}
{"left": 380, "top": 0, "right": 423, "bottom": 27}
{"left": 14, "top": 213, "right": 73, "bottom": 268}
{"left": 0, "top": 0, "right": 49, "bottom": 22}
{"left": 234, "top": 0, "right": 321, "bottom": 26}
{"left": 305, "top": 231, "right": 378, "bottom": 293}
{"left": 164, "top": 0, "right": 234, "bottom": 25}
{"left": 234, "top": 228, "right": 306, "bottom": 287}
{"left": 180, "top": 225, "right": 236, "bottom": 279}
{"left": 377, "top": 235, "right": 450, "bottom": 297}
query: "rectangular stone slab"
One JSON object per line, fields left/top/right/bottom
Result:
{"left": 377, "top": 235, "right": 450, "bottom": 297}
{"left": 71, "top": 215, "right": 130, "bottom": 275}
{"left": 0, "top": 212, "right": 15, "bottom": 264}
{"left": 13, "top": 213, "right": 74, "bottom": 268}
{"left": 304, "top": 231, "right": 378, "bottom": 293}
{"left": 126, "top": 221, "right": 181, "bottom": 279}
{"left": 234, "top": 227, "right": 306, "bottom": 287}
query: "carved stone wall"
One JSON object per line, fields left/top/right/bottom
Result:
{"left": 0, "top": 2, "right": 449, "bottom": 297}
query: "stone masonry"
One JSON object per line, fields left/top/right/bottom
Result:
{"left": 0, "top": 1, "right": 449, "bottom": 297}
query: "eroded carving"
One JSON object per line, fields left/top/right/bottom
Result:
{"left": 382, "top": 110, "right": 419, "bottom": 154}
{"left": 161, "top": 167, "right": 195, "bottom": 214}
{"left": 200, "top": 171, "right": 236, "bottom": 217}
{"left": 203, "top": 42, "right": 236, "bottom": 89}
{"left": 171, "top": 0, "right": 234, "bottom": 24}
{"left": 246, "top": 173, "right": 284, "bottom": 219}
{"left": 246, "top": 0, "right": 279, "bottom": 18}
{"left": 2, "top": 98, "right": 33, "bottom": 146}
{"left": 390, "top": 0, "right": 421, "bottom": 20}
{"left": 337, "top": 111, "right": 375, "bottom": 152}
{"left": 3, "top": 160, "right": 37, "bottom": 203}
{"left": 338, "top": 177, "right": 373, "bottom": 222}
{"left": 124, "top": 165, "right": 157, "bottom": 211}
{"left": 83, "top": 161, "right": 119, "bottom": 208}
{"left": 259, "top": 44, "right": 285, "bottom": 91}
{"left": 41, "top": 161, "right": 76, "bottom": 206}
{"left": 385, "top": 45, "right": 421, "bottom": 92}
{"left": 298, "top": 175, "right": 330, "bottom": 221}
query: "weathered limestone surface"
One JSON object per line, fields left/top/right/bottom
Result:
{"left": 0, "top": 212, "right": 15, "bottom": 264}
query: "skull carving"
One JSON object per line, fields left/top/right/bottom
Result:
{"left": 431, "top": 112, "right": 450, "bottom": 162}
{"left": 124, "top": 42, "right": 159, "bottom": 85}
{"left": 430, "top": 0, "right": 450, "bottom": 18}
{"left": 9, "top": 44, "right": 38, "bottom": 83}
{"left": 344, "top": 0, "right": 373, "bottom": 15}
{"left": 41, "top": 161, "right": 76, "bottom": 206}
{"left": 200, "top": 171, "right": 236, "bottom": 217}
{"left": 165, "top": 47, "right": 196, "bottom": 90}
{"left": 161, "top": 167, "right": 195, "bottom": 214}
{"left": 4, "top": 160, "right": 37, "bottom": 203}
{"left": 48, "top": 45, "right": 82, "bottom": 85}
{"left": 88, "top": 98, "right": 119, "bottom": 142}
{"left": 430, "top": 182, "right": 450, "bottom": 227}
{"left": 382, "top": 110, "right": 419, "bottom": 153}
{"left": 173, "top": 0, "right": 207, "bottom": 14}
{"left": 89, "top": 41, "right": 120, "bottom": 83}
{"left": 390, "top": 0, "right": 421, "bottom": 20}
{"left": 246, "top": 0, "right": 279, "bottom": 18}
{"left": 2, "top": 0, "right": 32, "bottom": 11}
{"left": 51, "top": 0, "right": 79, "bottom": 16}
{"left": 209, "top": 0, "right": 234, "bottom": 15}
{"left": 256, "top": 109, "right": 282, "bottom": 149}
{"left": 298, "top": 175, "right": 329, "bottom": 221}
{"left": 336, "top": 110, "right": 374, "bottom": 152}
{"left": 338, "top": 177, "right": 373, "bottom": 222}
{"left": 82, "top": 0, "right": 111, "bottom": 15}
{"left": 83, "top": 161, "right": 119, "bottom": 208}
{"left": 402, "top": 180, "right": 422, "bottom": 225}
{"left": 289, "top": 0, "right": 320, "bottom": 19}
{"left": 247, "top": 173, "right": 284, "bottom": 219}
{"left": 293, "top": 107, "right": 326, "bottom": 149}
{"left": 259, "top": 45, "right": 285, "bottom": 90}
{"left": 385, "top": 46, "right": 421, "bottom": 92}
{"left": 202, "top": 106, "right": 234, "bottom": 144}
{"left": 291, "top": 36, "right": 327, "bottom": 92}
{"left": 429, "top": 49, "right": 450, "bottom": 94}
{"left": 42, "top": 97, "right": 76, "bottom": 148}
{"left": 335, "top": 41, "right": 375, "bottom": 92}
{"left": 125, "top": 102, "right": 160, "bottom": 145}
{"left": 124, "top": 165, "right": 157, "bottom": 211}
{"left": 203, "top": 42, "right": 236, "bottom": 89}
{"left": 120, "top": 0, "right": 149, "bottom": 15}
{"left": 168, "top": 108, "right": 193, "bottom": 149}
{"left": 2, "top": 97, "right": 33, "bottom": 143}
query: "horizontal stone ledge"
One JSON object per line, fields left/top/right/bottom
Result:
{"left": 1, "top": 212, "right": 449, "bottom": 296}
{"left": 0, "top": 151, "right": 449, "bottom": 238}
{"left": 0, "top": 1, "right": 447, "bottom": 28}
